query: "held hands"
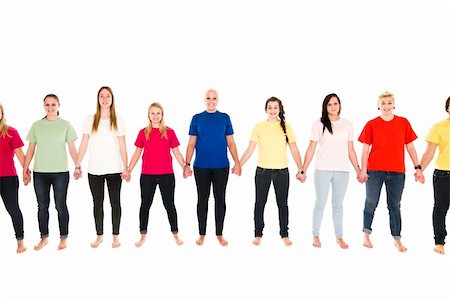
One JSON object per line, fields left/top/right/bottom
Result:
{"left": 231, "top": 164, "right": 241, "bottom": 176}
{"left": 74, "top": 168, "right": 82, "bottom": 180}
{"left": 414, "top": 170, "right": 425, "bottom": 183}
{"left": 296, "top": 171, "right": 306, "bottom": 183}
{"left": 183, "top": 166, "right": 193, "bottom": 179}
{"left": 357, "top": 170, "right": 368, "bottom": 183}
{"left": 121, "top": 170, "right": 131, "bottom": 182}
{"left": 22, "top": 168, "right": 31, "bottom": 185}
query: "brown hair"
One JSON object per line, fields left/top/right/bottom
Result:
{"left": 92, "top": 86, "right": 118, "bottom": 132}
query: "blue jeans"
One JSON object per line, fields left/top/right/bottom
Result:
{"left": 313, "top": 170, "right": 349, "bottom": 238}
{"left": 363, "top": 171, "right": 405, "bottom": 239}
{"left": 254, "top": 167, "right": 289, "bottom": 238}
{"left": 33, "top": 172, "right": 70, "bottom": 238}
{"left": 0, "top": 176, "right": 24, "bottom": 240}
{"left": 433, "top": 169, "right": 450, "bottom": 245}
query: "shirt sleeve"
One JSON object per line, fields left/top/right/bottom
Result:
{"left": 134, "top": 129, "right": 145, "bottom": 148}
{"left": 26, "top": 123, "right": 37, "bottom": 144}
{"left": 225, "top": 114, "right": 234, "bottom": 136}
{"left": 188, "top": 115, "right": 198, "bottom": 136}
{"left": 169, "top": 129, "right": 180, "bottom": 148}
{"left": 250, "top": 124, "right": 259, "bottom": 143}
{"left": 347, "top": 121, "right": 354, "bottom": 141}
{"left": 117, "top": 117, "right": 126, "bottom": 137}
{"left": 286, "top": 123, "right": 296, "bottom": 143}
{"left": 404, "top": 118, "right": 417, "bottom": 144}
{"left": 66, "top": 121, "right": 78, "bottom": 142}
{"left": 82, "top": 116, "right": 92, "bottom": 135}
{"left": 426, "top": 124, "right": 440, "bottom": 144}
{"left": 309, "top": 121, "right": 321, "bottom": 142}
{"left": 10, "top": 128, "right": 24, "bottom": 149}
{"left": 358, "top": 121, "right": 372, "bottom": 145}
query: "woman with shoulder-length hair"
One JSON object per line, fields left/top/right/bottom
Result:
{"left": 74, "top": 86, "right": 129, "bottom": 248}
{"left": 302, "top": 93, "right": 361, "bottom": 249}
{"left": 239, "top": 96, "right": 304, "bottom": 246}
{"left": 0, "top": 102, "right": 27, "bottom": 253}
{"left": 23, "top": 94, "right": 78, "bottom": 251}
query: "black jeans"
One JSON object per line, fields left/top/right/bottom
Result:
{"left": 194, "top": 167, "right": 229, "bottom": 235}
{"left": 140, "top": 174, "right": 178, "bottom": 233}
{"left": 88, "top": 173, "right": 122, "bottom": 235}
{"left": 254, "top": 167, "right": 290, "bottom": 238}
{"left": 33, "top": 172, "right": 70, "bottom": 238}
{"left": 0, "top": 176, "right": 24, "bottom": 240}
{"left": 433, "top": 169, "right": 450, "bottom": 245}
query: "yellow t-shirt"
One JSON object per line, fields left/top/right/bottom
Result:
{"left": 250, "top": 120, "right": 296, "bottom": 169}
{"left": 426, "top": 119, "right": 450, "bottom": 170}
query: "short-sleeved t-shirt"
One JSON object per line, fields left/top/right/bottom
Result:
{"left": 358, "top": 116, "right": 417, "bottom": 173}
{"left": 135, "top": 127, "right": 180, "bottom": 175}
{"left": 426, "top": 119, "right": 450, "bottom": 171}
{"left": 188, "top": 111, "right": 234, "bottom": 168}
{"left": 310, "top": 118, "right": 353, "bottom": 172}
{"left": 250, "top": 120, "right": 296, "bottom": 169}
{"left": 0, "top": 127, "right": 24, "bottom": 176}
{"left": 82, "top": 115, "right": 126, "bottom": 175}
{"left": 26, "top": 118, "right": 77, "bottom": 172}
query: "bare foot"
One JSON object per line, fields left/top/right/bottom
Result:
{"left": 90, "top": 235, "right": 104, "bottom": 248}
{"left": 195, "top": 235, "right": 205, "bottom": 246}
{"left": 253, "top": 237, "right": 261, "bottom": 246}
{"left": 34, "top": 238, "right": 48, "bottom": 251}
{"left": 16, "top": 240, "right": 27, "bottom": 254}
{"left": 112, "top": 235, "right": 121, "bottom": 248}
{"left": 433, "top": 244, "right": 445, "bottom": 255}
{"left": 173, "top": 234, "right": 184, "bottom": 246}
{"left": 216, "top": 235, "right": 228, "bottom": 247}
{"left": 135, "top": 234, "right": 146, "bottom": 248}
{"left": 363, "top": 232, "right": 373, "bottom": 248}
{"left": 394, "top": 239, "right": 407, "bottom": 252}
{"left": 282, "top": 237, "right": 293, "bottom": 247}
{"left": 57, "top": 238, "right": 67, "bottom": 250}
{"left": 336, "top": 238, "right": 349, "bottom": 249}
{"left": 313, "top": 236, "right": 321, "bottom": 248}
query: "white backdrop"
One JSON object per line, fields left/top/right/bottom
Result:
{"left": 0, "top": 0, "right": 449, "bottom": 299}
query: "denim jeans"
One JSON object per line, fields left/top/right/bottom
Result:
{"left": 88, "top": 173, "right": 122, "bottom": 235}
{"left": 0, "top": 176, "right": 24, "bottom": 240}
{"left": 140, "top": 173, "right": 178, "bottom": 234}
{"left": 313, "top": 170, "right": 349, "bottom": 238}
{"left": 433, "top": 169, "right": 450, "bottom": 245}
{"left": 363, "top": 171, "right": 405, "bottom": 239}
{"left": 33, "top": 172, "right": 70, "bottom": 238}
{"left": 254, "top": 167, "right": 290, "bottom": 238}
{"left": 194, "top": 167, "right": 229, "bottom": 235}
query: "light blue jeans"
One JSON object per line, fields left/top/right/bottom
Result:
{"left": 313, "top": 170, "right": 349, "bottom": 238}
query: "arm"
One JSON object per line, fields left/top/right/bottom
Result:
{"left": 358, "top": 143, "right": 370, "bottom": 183}
{"left": 226, "top": 135, "right": 241, "bottom": 176}
{"left": 118, "top": 135, "right": 130, "bottom": 181}
{"left": 288, "top": 142, "right": 305, "bottom": 182}
{"left": 239, "top": 141, "right": 257, "bottom": 169}
{"left": 184, "top": 135, "right": 197, "bottom": 178}
{"left": 127, "top": 147, "right": 143, "bottom": 173}
{"left": 302, "top": 140, "right": 317, "bottom": 174}
{"left": 68, "top": 140, "right": 78, "bottom": 165}
{"left": 414, "top": 141, "right": 437, "bottom": 184}
{"left": 14, "top": 147, "right": 26, "bottom": 168}
{"left": 74, "top": 134, "right": 89, "bottom": 179}
{"left": 348, "top": 141, "right": 361, "bottom": 175}
{"left": 22, "top": 142, "right": 36, "bottom": 185}
{"left": 171, "top": 146, "right": 186, "bottom": 170}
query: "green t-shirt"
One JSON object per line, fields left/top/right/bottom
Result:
{"left": 26, "top": 118, "right": 77, "bottom": 172}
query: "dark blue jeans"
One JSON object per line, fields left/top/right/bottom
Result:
{"left": 363, "top": 171, "right": 405, "bottom": 239}
{"left": 140, "top": 173, "right": 178, "bottom": 234}
{"left": 433, "top": 169, "right": 450, "bottom": 245}
{"left": 0, "top": 176, "right": 24, "bottom": 240}
{"left": 33, "top": 172, "right": 70, "bottom": 238}
{"left": 194, "top": 167, "right": 229, "bottom": 235}
{"left": 254, "top": 167, "right": 290, "bottom": 238}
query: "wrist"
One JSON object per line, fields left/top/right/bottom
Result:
{"left": 75, "top": 166, "right": 81, "bottom": 170}
{"left": 184, "top": 162, "right": 191, "bottom": 167}
{"left": 414, "top": 164, "right": 422, "bottom": 170}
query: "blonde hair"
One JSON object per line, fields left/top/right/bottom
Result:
{"left": 92, "top": 86, "right": 118, "bottom": 133}
{"left": 378, "top": 91, "right": 395, "bottom": 101}
{"left": 205, "top": 89, "right": 218, "bottom": 98}
{"left": 145, "top": 102, "right": 167, "bottom": 140}
{"left": 0, "top": 103, "right": 10, "bottom": 138}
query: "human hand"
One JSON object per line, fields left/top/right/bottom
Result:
{"left": 296, "top": 172, "right": 306, "bottom": 183}
{"left": 183, "top": 166, "right": 192, "bottom": 178}
{"left": 414, "top": 170, "right": 425, "bottom": 183}
{"left": 23, "top": 168, "right": 31, "bottom": 185}
{"left": 357, "top": 171, "right": 368, "bottom": 183}
{"left": 231, "top": 164, "right": 241, "bottom": 176}
{"left": 121, "top": 170, "right": 131, "bottom": 182}
{"left": 74, "top": 168, "right": 82, "bottom": 180}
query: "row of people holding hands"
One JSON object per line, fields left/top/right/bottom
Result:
{"left": 0, "top": 88, "right": 448, "bottom": 255}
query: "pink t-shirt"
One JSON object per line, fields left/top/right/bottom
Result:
{"left": 358, "top": 116, "right": 417, "bottom": 173}
{"left": 0, "top": 127, "right": 24, "bottom": 177}
{"left": 134, "top": 127, "right": 180, "bottom": 175}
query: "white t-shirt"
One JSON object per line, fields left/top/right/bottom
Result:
{"left": 82, "top": 115, "right": 126, "bottom": 175}
{"left": 309, "top": 118, "right": 353, "bottom": 172}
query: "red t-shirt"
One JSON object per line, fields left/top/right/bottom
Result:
{"left": 134, "top": 127, "right": 180, "bottom": 175}
{"left": 358, "top": 116, "right": 417, "bottom": 173}
{"left": 0, "top": 127, "right": 24, "bottom": 176}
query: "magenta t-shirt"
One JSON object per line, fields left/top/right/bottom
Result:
{"left": 135, "top": 127, "right": 180, "bottom": 175}
{"left": 0, "top": 127, "right": 24, "bottom": 176}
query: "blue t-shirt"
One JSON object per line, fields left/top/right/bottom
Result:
{"left": 188, "top": 110, "right": 234, "bottom": 168}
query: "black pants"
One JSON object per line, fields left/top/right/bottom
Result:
{"left": 88, "top": 173, "right": 122, "bottom": 235}
{"left": 139, "top": 173, "right": 178, "bottom": 233}
{"left": 194, "top": 167, "right": 229, "bottom": 235}
{"left": 433, "top": 169, "right": 450, "bottom": 245}
{"left": 34, "top": 172, "right": 70, "bottom": 238}
{"left": 0, "top": 176, "right": 24, "bottom": 240}
{"left": 254, "top": 167, "right": 290, "bottom": 238}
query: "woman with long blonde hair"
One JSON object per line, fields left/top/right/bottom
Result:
{"left": 128, "top": 102, "right": 186, "bottom": 246}
{"left": 0, "top": 103, "right": 27, "bottom": 253}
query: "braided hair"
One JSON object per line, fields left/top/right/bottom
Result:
{"left": 320, "top": 93, "right": 341, "bottom": 134}
{"left": 265, "top": 96, "right": 288, "bottom": 143}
